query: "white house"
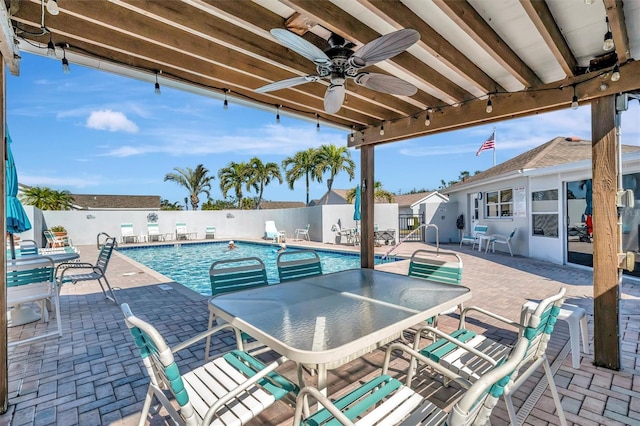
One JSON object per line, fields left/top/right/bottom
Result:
{"left": 445, "top": 136, "right": 640, "bottom": 273}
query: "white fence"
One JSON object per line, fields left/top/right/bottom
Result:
{"left": 19, "top": 204, "right": 399, "bottom": 247}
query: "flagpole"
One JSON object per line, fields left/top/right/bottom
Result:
{"left": 493, "top": 126, "right": 496, "bottom": 167}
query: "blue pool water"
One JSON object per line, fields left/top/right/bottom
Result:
{"left": 119, "top": 241, "right": 395, "bottom": 296}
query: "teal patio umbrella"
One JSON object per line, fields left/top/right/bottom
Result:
{"left": 6, "top": 129, "right": 32, "bottom": 259}
{"left": 353, "top": 184, "right": 361, "bottom": 223}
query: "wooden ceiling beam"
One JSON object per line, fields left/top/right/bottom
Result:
{"left": 433, "top": 0, "right": 542, "bottom": 88}
{"left": 604, "top": 0, "right": 630, "bottom": 64}
{"left": 15, "top": 1, "right": 397, "bottom": 124}
{"left": 520, "top": 0, "right": 578, "bottom": 77}
{"left": 280, "top": 0, "right": 474, "bottom": 105}
{"left": 350, "top": 60, "right": 640, "bottom": 146}
{"left": 180, "top": 0, "right": 422, "bottom": 116}
{"left": 358, "top": 0, "right": 502, "bottom": 95}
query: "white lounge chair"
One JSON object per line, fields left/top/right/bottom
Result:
{"left": 294, "top": 224, "right": 310, "bottom": 241}
{"left": 175, "top": 222, "right": 197, "bottom": 240}
{"left": 120, "top": 223, "right": 138, "bottom": 244}
{"left": 264, "top": 220, "right": 285, "bottom": 242}
{"left": 205, "top": 226, "right": 216, "bottom": 239}
{"left": 147, "top": 223, "right": 162, "bottom": 242}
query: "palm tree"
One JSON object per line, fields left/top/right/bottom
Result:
{"left": 20, "top": 186, "right": 74, "bottom": 210}
{"left": 346, "top": 181, "right": 395, "bottom": 203}
{"left": 282, "top": 148, "right": 323, "bottom": 205}
{"left": 316, "top": 144, "right": 356, "bottom": 203}
{"left": 218, "top": 161, "right": 251, "bottom": 208}
{"left": 248, "top": 157, "right": 283, "bottom": 209}
{"left": 163, "top": 164, "right": 214, "bottom": 210}
{"left": 160, "top": 199, "right": 183, "bottom": 211}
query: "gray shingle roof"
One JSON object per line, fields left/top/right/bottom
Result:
{"left": 72, "top": 194, "right": 161, "bottom": 209}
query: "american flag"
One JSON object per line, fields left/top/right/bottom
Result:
{"left": 476, "top": 131, "right": 495, "bottom": 156}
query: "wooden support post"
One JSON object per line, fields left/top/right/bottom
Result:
{"left": 591, "top": 95, "right": 620, "bottom": 370}
{"left": 360, "top": 145, "right": 374, "bottom": 269}
{"left": 1, "top": 62, "right": 7, "bottom": 412}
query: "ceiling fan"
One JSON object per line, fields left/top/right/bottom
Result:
{"left": 255, "top": 28, "right": 420, "bottom": 114}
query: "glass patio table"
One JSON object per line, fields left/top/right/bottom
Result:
{"left": 208, "top": 268, "right": 471, "bottom": 394}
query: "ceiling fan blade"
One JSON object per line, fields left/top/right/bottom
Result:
{"left": 255, "top": 75, "right": 319, "bottom": 93}
{"left": 354, "top": 73, "right": 418, "bottom": 96}
{"left": 349, "top": 29, "right": 420, "bottom": 68}
{"left": 270, "top": 29, "right": 331, "bottom": 65}
{"left": 324, "top": 84, "right": 345, "bottom": 114}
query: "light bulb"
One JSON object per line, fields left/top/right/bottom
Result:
{"left": 62, "top": 57, "right": 70, "bottom": 74}
{"left": 276, "top": 105, "right": 280, "bottom": 123}
{"left": 316, "top": 114, "right": 320, "bottom": 132}
{"left": 603, "top": 31, "right": 614, "bottom": 51}
{"left": 154, "top": 82, "right": 161, "bottom": 95}
{"left": 46, "top": 0, "right": 59, "bottom": 15}
{"left": 486, "top": 98, "right": 493, "bottom": 114}
{"left": 611, "top": 64, "right": 620, "bottom": 82}
{"left": 223, "top": 90, "right": 228, "bottom": 110}
{"left": 380, "top": 124, "right": 384, "bottom": 136}
{"left": 424, "top": 113, "right": 431, "bottom": 126}
{"left": 47, "top": 39, "right": 55, "bottom": 57}
{"left": 350, "top": 133, "right": 355, "bottom": 142}
{"left": 571, "top": 95, "right": 579, "bottom": 110}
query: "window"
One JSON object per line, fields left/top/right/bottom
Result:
{"left": 532, "top": 189, "right": 558, "bottom": 237}
{"left": 485, "top": 189, "right": 513, "bottom": 218}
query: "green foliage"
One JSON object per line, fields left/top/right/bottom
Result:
{"left": 50, "top": 225, "right": 66, "bottom": 232}
{"left": 282, "top": 147, "right": 323, "bottom": 205}
{"left": 201, "top": 198, "right": 236, "bottom": 210}
{"left": 20, "top": 186, "right": 74, "bottom": 210}
{"left": 315, "top": 144, "right": 356, "bottom": 203}
{"left": 160, "top": 198, "right": 183, "bottom": 211}
{"left": 218, "top": 161, "right": 251, "bottom": 208}
{"left": 346, "top": 181, "right": 395, "bottom": 203}
{"left": 247, "top": 157, "right": 282, "bottom": 209}
{"left": 164, "top": 164, "right": 214, "bottom": 211}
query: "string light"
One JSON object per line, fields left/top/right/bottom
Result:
{"left": 485, "top": 95, "right": 493, "bottom": 113}
{"left": 603, "top": 17, "right": 614, "bottom": 51}
{"left": 424, "top": 109, "right": 431, "bottom": 126}
{"left": 47, "top": 33, "right": 55, "bottom": 57}
{"left": 223, "top": 89, "right": 228, "bottom": 110}
{"left": 276, "top": 105, "right": 280, "bottom": 123}
{"left": 316, "top": 113, "right": 320, "bottom": 132}
{"left": 571, "top": 85, "right": 579, "bottom": 110}
{"left": 611, "top": 64, "right": 620, "bottom": 82}
{"left": 379, "top": 123, "right": 385, "bottom": 135}
{"left": 46, "top": 0, "right": 59, "bottom": 15}
{"left": 154, "top": 71, "right": 161, "bottom": 95}
{"left": 350, "top": 126, "right": 355, "bottom": 142}
{"left": 61, "top": 46, "right": 70, "bottom": 74}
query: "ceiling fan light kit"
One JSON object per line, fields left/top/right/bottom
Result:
{"left": 255, "top": 28, "right": 420, "bottom": 113}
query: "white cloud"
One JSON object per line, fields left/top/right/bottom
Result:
{"left": 19, "top": 173, "right": 102, "bottom": 188}
{"left": 86, "top": 110, "right": 139, "bottom": 133}
{"left": 100, "top": 123, "right": 349, "bottom": 158}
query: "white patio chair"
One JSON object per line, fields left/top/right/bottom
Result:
{"left": 294, "top": 224, "right": 310, "bottom": 241}
{"left": 486, "top": 227, "right": 518, "bottom": 256}
{"left": 43, "top": 230, "right": 67, "bottom": 248}
{"left": 411, "top": 288, "right": 568, "bottom": 426}
{"left": 459, "top": 224, "right": 487, "bottom": 250}
{"left": 176, "top": 222, "right": 197, "bottom": 240}
{"left": 147, "top": 223, "right": 162, "bottom": 242}
{"left": 205, "top": 225, "right": 216, "bottom": 239}
{"left": 121, "top": 303, "right": 298, "bottom": 426}
{"left": 293, "top": 336, "right": 532, "bottom": 425}
{"left": 265, "top": 220, "right": 285, "bottom": 242}
{"left": 120, "top": 223, "right": 138, "bottom": 244}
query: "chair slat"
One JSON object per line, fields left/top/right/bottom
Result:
{"left": 277, "top": 250, "right": 322, "bottom": 283}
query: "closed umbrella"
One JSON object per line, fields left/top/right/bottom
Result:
{"left": 353, "top": 184, "right": 361, "bottom": 223}
{"left": 6, "top": 129, "right": 32, "bottom": 259}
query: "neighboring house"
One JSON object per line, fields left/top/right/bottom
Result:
{"left": 444, "top": 136, "right": 640, "bottom": 271}
{"left": 72, "top": 194, "right": 161, "bottom": 210}
{"left": 311, "top": 189, "right": 350, "bottom": 205}
{"left": 394, "top": 191, "right": 448, "bottom": 215}
{"left": 259, "top": 201, "right": 306, "bottom": 209}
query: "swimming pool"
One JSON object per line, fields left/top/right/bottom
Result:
{"left": 119, "top": 241, "right": 396, "bottom": 296}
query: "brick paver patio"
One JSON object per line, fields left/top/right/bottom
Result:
{"left": 2, "top": 238, "right": 639, "bottom": 425}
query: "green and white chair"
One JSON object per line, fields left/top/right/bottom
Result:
{"left": 205, "top": 226, "right": 216, "bottom": 239}
{"left": 121, "top": 303, "right": 298, "bottom": 426}
{"left": 486, "top": 227, "right": 518, "bottom": 256}
{"left": 459, "top": 224, "right": 488, "bottom": 250}
{"left": 176, "top": 222, "right": 197, "bottom": 240}
{"left": 411, "top": 288, "right": 568, "bottom": 426}
{"left": 293, "top": 336, "right": 532, "bottom": 425}
{"left": 120, "top": 223, "right": 138, "bottom": 244}
{"left": 277, "top": 250, "right": 322, "bottom": 283}
{"left": 147, "top": 223, "right": 162, "bottom": 242}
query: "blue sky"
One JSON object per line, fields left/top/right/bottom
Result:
{"left": 7, "top": 52, "right": 640, "bottom": 207}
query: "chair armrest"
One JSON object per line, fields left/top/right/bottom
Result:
{"left": 170, "top": 322, "right": 237, "bottom": 353}
{"left": 55, "top": 262, "right": 95, "bottom": 277}
{"left": 202, "top": 356, "right": 289, "bottom": 425}
{"left": 293, "top": 386, "right": 356, "bottom": 426}
{"left": 412, "top": 325, "right": 499, "bottom": 366}
{"left": 382, "top": 342, "right": 473, "bottom": 389}
{"left": 459, "top": 306, "right": 524, "bottom": 331}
